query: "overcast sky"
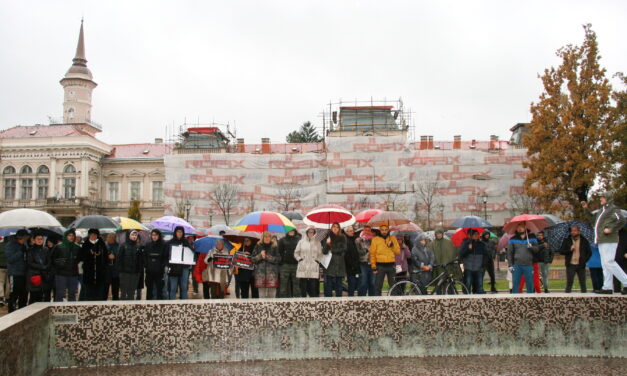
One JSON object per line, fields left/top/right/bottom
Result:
{"left": 1, "top": 0, "right": 625, "bottom": 145}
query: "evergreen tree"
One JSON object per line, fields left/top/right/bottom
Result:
{"left": 286, "top": 121, "right": 321, "bottom": 143}
{"left": 127, "top": 200, "right": 142, "bottom": 222}
{"left": 523, "top": 24, "right": 620, "bottom": 220}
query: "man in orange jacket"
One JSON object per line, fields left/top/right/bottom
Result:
{"left": 370, "top": 225, "right": 400, "bottom": 296}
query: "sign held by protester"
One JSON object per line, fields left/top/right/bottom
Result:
{"left": 233, "top": 252, "right": 254, "bottom": 270}
{"left": 213, "top": 254, "right": 233, "bottom": 270}
{"left": 169, "top": 245, "right": 196, "bottom": 265}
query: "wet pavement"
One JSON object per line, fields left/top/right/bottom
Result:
{"left": 47, "top": 356, "right": 627, "bottom": 376}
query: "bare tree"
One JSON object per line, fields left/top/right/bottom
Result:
{"left": 210, "top": 183, "right": 240, "bottom": 226}
{"left": 357, "top": 196, "right": 370, "bottom": 209}
{"left": 173, "top": 197, "right": 188, "bottom": 219}
{"left": 414, "top": 179, "right": 441, "bottom": 230}
{"left": 247, "top": 193, "right": 256, "bottom": 213}
{"left": 273, "top": 184, "right": 303, "bottom": 212}
{"left": 382, "top": 193, "right": 404, "bottom": 211}
{"left": 509, "top": 192, "right": 542, "bottom": 216}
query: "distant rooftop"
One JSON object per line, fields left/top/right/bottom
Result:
{"left": 106, "top": 143, "right": 173, "bottom": 159}
{"left": 0, "top": 124, "right": 92, "bottom": 138}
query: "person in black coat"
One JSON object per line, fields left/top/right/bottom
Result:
{"left": 278, "top": 230, "right": 301, "bottom": 298}
{"left": 343, "top": 226, "right": 360, "bottom": 296}
{"left": 459, "top": 229, "right": 488, "bottom": 294}
{"left": 118, "top": 230, "right": 143, "bottom": 300}
{"left": 26, "top": 232, "right": 52, "bottom": 304}
{"left": 80, "top": 228, "right": 110, "bottom": 301}
{"left": 560, "top": 224, "right": 591, "bottom": 293}
{"left": 167, "top": 226, "right": 192, "bottom": 299}
{"left": 144, "top": 229, "right": 168, "bottom": 300}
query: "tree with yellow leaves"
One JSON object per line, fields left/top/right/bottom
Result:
{"left": 523, "top": 24, "right": 623, "bottom": 220}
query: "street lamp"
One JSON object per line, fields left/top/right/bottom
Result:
{"left": 481, "top": 193, "right": 488, "bottom": 220}
{"left": 437, "top": 203, "right": 445, "bottom": 226}
{"left": 184, "top": 199, "right": 191, "bottom": 222}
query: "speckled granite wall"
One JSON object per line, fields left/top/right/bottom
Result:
{"left": 0, "top": 304, "right": 50, "bottom": 376}
{"left": 45, "top": 294, "right": 627, "bottom": 368}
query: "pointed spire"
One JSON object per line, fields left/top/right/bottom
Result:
{"left": 73, "top": 18, "right": 87, "bottom": 66}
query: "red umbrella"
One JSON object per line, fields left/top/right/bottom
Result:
{"left": 367, "top": 211, "right": 410, "bottom": 228}
{"left": 503, "top": 214, "right": 548, "bottom": 235}
{"left": 304, "top": 204, "right": 356, "bottom": 229}
{"left": 392, "top": 222, "right": 423, "bottom": 232}
{"left": 355, "top": 209, "right": 384, "bottom": 223}
{"left": 451, "top": 227, "right": 485, "bottom": 247}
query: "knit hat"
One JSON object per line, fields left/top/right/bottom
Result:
{"left": 87, "top": 228, "right": 100, "bottom": 236}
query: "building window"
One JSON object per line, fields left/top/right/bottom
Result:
{"left": 108, "top": 182, "right": 119, "bottom": 201}
{"left": 3, "top": 166, "right": 16, "bottom": 174}
{"left": 20, "top": 165, "right": 33, "bottom": 174}
{"left": 68, "top": 108, "right": 75, "bottom": 119}
{"left": 152, "top": 181, "right": 163, "bottom": 202}
{"left": 37, "top": 178, "right": 48, "bottom": 199}
{"left": 4, "top": 179, "right": 16, "bottom": 200}
{"left": 37, "top": 165, "right": 49, "bottom": 174}
{"left": 130, "top": 181, "right": 141, "bottom": 201}
{"left": 20, "top": 179, "right": 33, "bottom": 200}
{"left": 64, "top": 178, "right": 76, "bottom": 199}
{"left": 63, "top": 164, "right": 76, "bottom": 173}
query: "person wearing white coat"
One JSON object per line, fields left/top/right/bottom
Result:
{"left": 294, "top": 228, "right": 323, "bottom": 297}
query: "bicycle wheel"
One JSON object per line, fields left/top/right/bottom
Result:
{"left": 388, "top": 280, "right": 423, "bottom": 296}
{"left": 444, "top": 280, "right": 470, "bottom": 295}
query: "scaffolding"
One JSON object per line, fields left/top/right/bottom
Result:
{"left": 165, "top": 120, "right": 237, "bottom": 152}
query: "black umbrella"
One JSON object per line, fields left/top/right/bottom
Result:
{"left": 281, "top": 211, "right": 304, "bottom": 221}
{"left": 547, "top": 221, "right": 594, "bottom": 251}
{"left": 68, "top": 215, "right": 120, "bottom": 231}
{"left": 450, "top": 215, "right": 492, "bottom": 228}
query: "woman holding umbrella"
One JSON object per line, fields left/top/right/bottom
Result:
{"left": 252, "top": 232, "right": 281, "bottom": 298}
{"left": 236, "top": 238, "right": 257, "bottom": 299}
{"left": 322, "top": 222, "right": 347, "bottom": 297}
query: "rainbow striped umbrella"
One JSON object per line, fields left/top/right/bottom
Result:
{"left": 233, "top": 211, "right": 296, "bottom": 234}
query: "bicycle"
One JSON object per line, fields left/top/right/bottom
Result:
{"left": 388, "top": 260, "right": 469, "bottom": 296}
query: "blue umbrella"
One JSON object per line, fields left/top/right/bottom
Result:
{"left": 547, "top": 221, "right": 595, "bottom": 251}
{"left": 450, "top": 215, "right": 492, "bottom": 229}
{"left": 194, "top": 236, "right": 234, "bottom": 254}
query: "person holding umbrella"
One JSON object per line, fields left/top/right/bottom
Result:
{"left": 370, "top": 224, "right": 400, "bottom": 296}
{"left": 79, "top": 229, "right": 109, "bottom": 301}
{"left": 236, "top": 238, "right": 257, "bottom": 299}
{"left": 356, "top": 225, "right": 376, "bottom": 296}
{"left": 559, "top": 225, "right": 591, "bottom": 293}
{"left": 581, "top": 192, "right": 627, "bottom": 294}
{"left": 252, "top": 232, "right": 281, "bottom": 298}
{"left": 203, "top": 239, "right": 230, "bottom": 299}
{"left": 6, "top": 229, "right": 29, "bottom": 311}
{"left": 507, "top": 224, "right": 539, "bottom": 294}
{"left": 459, "top": 229, "right": 488, "bottom": 294}
{"left": 321, "top": 222, "right": 347, "bottom": 297}
{"left": 52, "top": 229, "right": 81, "bottom": 302}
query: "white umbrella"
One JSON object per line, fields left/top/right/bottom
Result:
{"left": 0, "top": 208, "right": 62, "bottom": 228}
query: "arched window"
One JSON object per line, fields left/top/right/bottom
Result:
{"left": 20, "top": 165, "right": 33, "bottom": 174}
{"left": 68, "top": 108, "right": 75, "bottom": 119}
{"left": 63, "top": 164, "right": 76, "bottom": 173}
{"left": 3, "top": 166, "right": 16, "bottom": 174}
{"left": 37, "top": 165, "right": 49, "bottom": 174}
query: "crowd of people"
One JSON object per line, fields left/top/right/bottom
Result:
{"left": 0, "top": 193, "right": 625, "bottom": 313}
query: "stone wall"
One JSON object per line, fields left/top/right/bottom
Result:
{"left": 0, "top": 304, "right": 50, "bottom": 376}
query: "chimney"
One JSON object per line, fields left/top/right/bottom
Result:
{"left": 470, "top": 139, "right": 477, "bottom": 149}
{"left": 261, "top": 138, "right": 271, "bottom": 154}
{"left": 453, "top": 135, "right": 461, "bottom": 149}
{"left": 237, "top": 138, "right": 245, "bottom": 153}
{"left": 489, "top": 135, "right": 499, "bottom": 150}
{"left": 420, "top": 135, "right": 428, "bottom": 150}
{"left": 427, "top": 135, "right": 434, "bottom": 149}
{"left": 154, "top": 138, "right": 163, "bottom": 144}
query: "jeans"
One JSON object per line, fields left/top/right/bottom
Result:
{"left": 589, "top": 267, "right": 604, "bottom": 291}
{"left": 358, "top": 263, "right": 376, "bottom": 296}
{"left": 279, "top": 264, "right": 300, "bottom": 298}
{"left": 119, "top": 272, "right": 140, "bottom": 300}
{"left": 374, "top": 263, "right": 396, "bottom": 296}
{"left": 598, "top": 243, "right": 627, "bottom": 290}
{"left": 145, "top": 273, "right": 164, "bottom": 300}
{"left": 8, "top": 275, "right": 28, "bottom": 312}
{"left": 538, "top": 262, "right": 550, "bottom": 291}
{"left": 324, "top": 275, "right": 344, "bottom": 297}
{"left": 347, "top": 275, "right": 359, "bottom": 296}
{"left": 512, "top": 265, "right": 535, "bottom": 293}
{"left": 168, "top": 267, "right": 190, "bottom": 299}
{"left": 55, "top": 275, "right": 79, "bottom": 302}
{"left": 465, "top": 270, "right": 484, "bottom": 294}
{"left": 565, "top": 265, "right": 587, "bottom": 293}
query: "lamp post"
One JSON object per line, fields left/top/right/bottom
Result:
{"left": 184, "top": 199, "right": 191, "bottom": 222}
{"left": 481, "top": 193, "right": 488, "bottom": 220}
{"left": 437, "top": 203, "right": 445, "bottom": 227}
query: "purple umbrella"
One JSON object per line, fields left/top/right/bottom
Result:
{"left": 150, "top": 216, "right": 196, "bottom": 234}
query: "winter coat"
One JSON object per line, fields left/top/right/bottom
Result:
{"left": 52, "top": 231, "right": 81, "bottom": 277}
{"left": 506, "top": 233, "right": 539, "bottom": 267}
{"left": 410, "top": 243, "right": 435, "bottom": 274}
{"left": 234, "top": 245, "right": 255, "bottom": 283}
{"left": 395, "top": 243, "right": 411, "bottom": 274}
{"left": 431, "top": 237, "right": 462, "bottom": 280}
{"left": 26, "top": 244, "right": 52, "bottom": 292}
{"left": 118, "top": 234, "right": 143, "bottom": 274}
{"left": 167, "top": 228, "right": 191, "bottom": 277}
{"left": 6, "top": 238, "right": 27, "bottom": 276}
{"left": 252, "top": 241, "right": 281, "bottom": 288}
{"left": 481, "top": 235, "right": 497, "bottom": 259}
{"left": 589, "top": 203, "right": 626, "bottom": 244}
{"left": 355, "top": 236, "right": 372, "bottom": 264}
{"left": 536, "top": 239, "right": 554, "bottom": 264}
{"left": 369, "top": 235, "right": 400, "bottom": 268}
{"left": 294, "top": 236, "right": 323, "bottom": 279}
{"left": 459, "top": 239, "right": 488, "bottom": 272}
{"left": 559, "top": 236, "right": 592, "bottom": 267}
{"left": 322, "top": 232, "right": 347, "bottom": 277}
{"left": 80, "top": 238, "right": 109, "bottom": 285}
{"left": 203, "top": 247, "right": 230, "bottom": 286}
{"left": 144, "top": 235, "right": 168, "bottom": 276}
{"left": 587, "top": 245, "right": 602, "bottom": 269}
{"left": 278, "top": 233, "right": 300, "bottom": 265}
{"left": 344, "top": 234, "right": 361, "bottom": 276}
{"left": 106, "top": 242, "right": 120, "bottom": 279}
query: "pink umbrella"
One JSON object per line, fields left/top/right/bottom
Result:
{"left": 304, "top": 204, "right": 356, "bottom": 230}
{"left": 498, "top": 233, "right": 512, "bottom": 251}
{"left": 503, "top": 214, "right": 548, "bottom": 235}
{"left": 392, "top": 222, "right": 423, "bottom": 232}
{"left": 355, "top": 209, "right": 384, "bottom": 223}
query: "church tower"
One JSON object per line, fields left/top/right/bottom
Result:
{"left": 59, "top": 20, "right": 100, "bottom": 133}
